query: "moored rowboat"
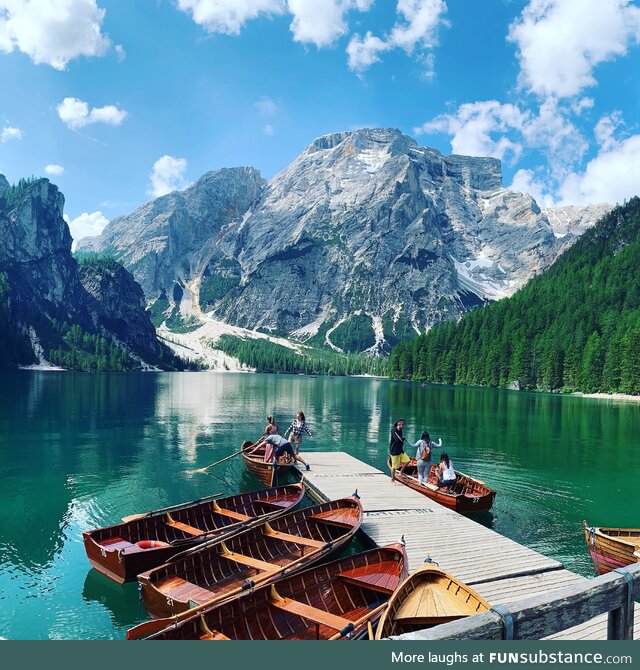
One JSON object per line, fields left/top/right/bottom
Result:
{"left": 389, "top": 458, "right": 495, "bottom": 514}
{"left": 241, "top": 440, "right": 295, "bottom": 486}
{"left": 83, "top": 483, "right": 305, "bottom": 583}
{"left": 375, "top": 564, "right": 490, "bottom": 638}
{"left": 133, "top": 497, "right": 363, "bottom": 625}
{"left": 583, "top": 521, "right": 640, "bottom": 575}
{"left": 143, "top": 544, "right": 408, "bottom": 640}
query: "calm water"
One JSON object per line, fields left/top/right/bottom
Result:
{"left": 0, "top": 371, "right": 638, "bottom": 639}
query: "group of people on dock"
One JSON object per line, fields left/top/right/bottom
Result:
{"left": 251, "top": 413, "right": 455, "bottom": 486}
{"left": 389, "top": 418, "right": 454, "bottom": 487}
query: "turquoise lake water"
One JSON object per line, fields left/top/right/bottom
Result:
{"left": 0, "top": 371, "right": 638, "bottom": 639}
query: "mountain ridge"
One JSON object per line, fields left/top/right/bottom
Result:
{"left": 77, "top": 128, "right": 611, "bottom": 357}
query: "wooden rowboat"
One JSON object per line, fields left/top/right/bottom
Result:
{"left": 389, "top": 457, "right": 495, "bottom": 514}
{"left": 241, "top": 439, "right": 296, "bottom": 486}
{"left": 143, "top": 544, "right": 408, "bottom": 640}
{"left": 134, "top": 497, "right": 363, "bottom": 624}
{"left": 82, "top": 483, "right": 305, "bottom": 583}
{"left": 375, "top": 564, "right": 490, "bottom": 638}
{"left": 583, "top": 521, "right": 640, "bottom": 575}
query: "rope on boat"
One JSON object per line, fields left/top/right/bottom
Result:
{"left": 588, "top": 526, "right": 601, "bottom": 575}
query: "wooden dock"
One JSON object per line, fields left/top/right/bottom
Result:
{"left": 294, "top": 452, "right": 639, "bottom": 640}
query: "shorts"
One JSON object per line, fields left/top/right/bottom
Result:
{"left": 390, "top": 452, "right": 410, "bottom": 469}
{"left": 274, "top": 442, "right": 294, "bottom": 460}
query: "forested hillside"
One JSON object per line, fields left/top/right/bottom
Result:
{"left": 388, "top": 198, "right": 640, "bottom": 395}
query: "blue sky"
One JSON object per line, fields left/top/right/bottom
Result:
{"left": 0, "top": 0, "right": 639, "bottom": 242}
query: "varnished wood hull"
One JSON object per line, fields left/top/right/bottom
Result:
{"left": 241, "top": 440, "right": 295, "bottom": 486}
{"left": 376, "top": 565, "right": 490, "bottom": 638}
{"left": 144, "top": 545, "right": 408, "bottom": 640}
{"left": 389, "top": 458, "right": 495, "bottom": 514}
{"left": 136, "top": 497, "right": 363, "bottom": 620}
{"left": 83, "top": 484, "right": 305, "bottom": 583}
{"left": 583, "top": 522, "right": 640, "bottom": 575}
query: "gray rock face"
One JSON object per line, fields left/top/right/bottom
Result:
{"left": 77, "top": 167, "right": 265, "bottom": 299}
{"left": 78, "top": 129, "right": 610, "bottom": 353}
{"left": 78, "top": 259, "right": 165, "bottom": 362}
{"left": 0, "top": 176, "right": 173, "bottom": 369}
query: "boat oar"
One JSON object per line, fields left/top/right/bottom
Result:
{"left": 327, "top": 602, "right": 389, "bottom": 640}
{"left": 187, "top": 449, "right": 244, "bottom": 475}
{"left": 121, "top": 492, "right": 224, "bottom": 523}
{"left": 126, "top": 535, "right": 335, "bottom": 640}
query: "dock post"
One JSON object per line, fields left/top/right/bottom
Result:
{"left": 607, "top": 568, "right": 635, "bottom": 640}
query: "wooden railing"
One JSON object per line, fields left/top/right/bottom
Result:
{"left": 392, "top": 564, "right": 640, "bottom": 641}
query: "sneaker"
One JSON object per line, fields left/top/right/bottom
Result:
{"left": 305, "top": 464, "right": 310, "bottom": 471}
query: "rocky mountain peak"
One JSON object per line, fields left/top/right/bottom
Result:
{"left": 0, "top": 174, "right": 9, "bottom": 193}
{"left": 77, "top": 129, "right": 612, "bottom": 355}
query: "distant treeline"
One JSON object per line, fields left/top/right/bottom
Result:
{"left": 388, "top": 198, "right": 640, "bottom": 395}
{"left": 216, "top": 334, "right": 387, "bottom": 377}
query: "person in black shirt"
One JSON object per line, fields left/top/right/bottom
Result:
{"left": 389, "top": 418, "right": 409, "bottom": 484}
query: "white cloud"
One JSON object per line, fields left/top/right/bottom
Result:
{"left": 415, "top": 99, "right": 586, "bottom": 177}
{"left": 114, "top": 44, "right": 125, "bottom": 61}
{"left": 288, "top": 0, "right": 373, "bottom": 48}
{"left": 415, "top": 100, "right": 526, "bottom": 162}
{"left": 559, "top": 132, "right": 640, "bottom": 205}
{"left": 177, "top": 0, "right": 375, "bottom": 49}
{"left": 508, "top": 0, "right": 640, "bottom": 99}
{"left": 176, "top": 0, "right": 285, "bottom": 35}
{"left": 347, "top": 0, "right": 448, "bottom": 73}
{"left": 594, "top": 111, "right": 624, "bottom": 151}
{"left": 149, "top": 155, "right": 189, "bottom": 198}
{"left": 510, "top": 168, "right": 556, "bottom": 207}
{"left": 0, "top": 125, "right": 22, "bottom": 142}
{"left": 44, "top": 164, "right": 65, "bottom": 176}
{"left": 263, "top": 124, "right": 274, "bottom": 135}
{"left": 65, "top": 210, "right": 109, "bottom": 247}
{"left": 346, "top": 31, "right": 389, "bottom": 71}
{"left": 57, "top": 97, "right": 128, "bottom": 130}
{"left": 0, "top": 0, "right": 110, "bottom": 70}
{"left": 254, "top": 96, "right": 277, "bottom": 117}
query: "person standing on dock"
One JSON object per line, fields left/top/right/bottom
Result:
{"left": 284, "top": 411, "right": 313, "bottom": 455}
{"left": 389, "top": 418, "right": 410, "bottom": 484}
{"left": 410, "top": 432, "right": 443, "bottom": 485}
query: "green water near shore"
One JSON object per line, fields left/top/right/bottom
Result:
{"left": 0, "top": 371, "right": 638, "bottom": 639}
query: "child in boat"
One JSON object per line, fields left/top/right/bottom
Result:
{"left": 437, "top": 453, "right": 457, "bottom": 487}
{"left": 284, "top": 411, "right": 313, "bottom": 455}
{"left": 409, "top": 432, "right": 443, "bottom": 485}
{"left": 389, "top": 419, "right": 410, "bottom": 484}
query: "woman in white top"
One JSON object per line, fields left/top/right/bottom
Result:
{"left": 437, "top": 452, "right": 457, "bottom": 487}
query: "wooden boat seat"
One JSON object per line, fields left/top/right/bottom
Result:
{"left": 288, "top": 606, "right": 373, "bottom": 639}
{"left": 257, "top": 498, "right": 293, "bottom": 509}
{"left": 213, "top": 502, "right": 252, "bottom": 522}
{"left": 165, "top": 516, "right": 206, "bottom": 536}
{"left": 158, "top": 577, "right": 214, "bottom": 605}
{"left": 100, "top": 537, "right": 140, "bottom": 552}
{"left": 263, "top": 524, "right": 324, "bottom": 548}
{"left": 221, "top": 551, "right": 279, "bottom": 573}
{"left": 270, "top": 597, "right": 351, "bottom": 630}
{"left": 338, "top": 562, "right": 398, "bottom": 594}
{"left": 309, "top": 510, "right": 355, "bottom": 529}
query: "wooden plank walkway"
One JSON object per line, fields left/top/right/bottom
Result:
{"left": 294, "top": 452, "right": 618, "bottom": 640}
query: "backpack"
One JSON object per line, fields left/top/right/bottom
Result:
{"left": 419, "top": 441, "right": 431, "bottom": 461}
